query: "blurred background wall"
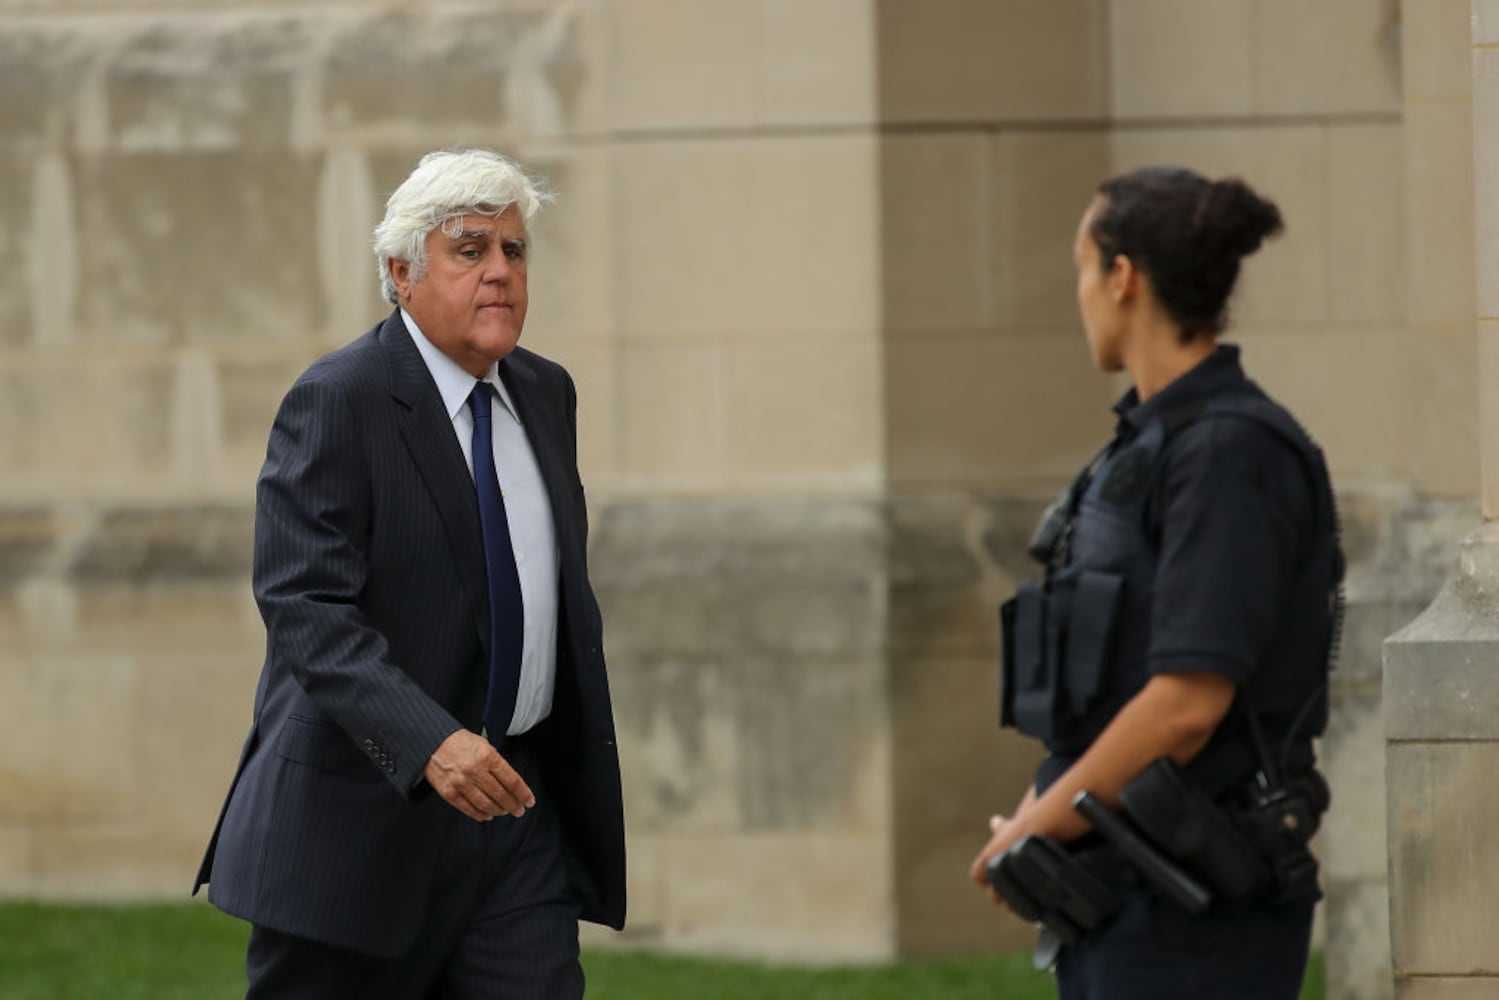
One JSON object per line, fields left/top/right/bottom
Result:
{"left": 0, "top": 2, "right": 1478, "bottom": 997}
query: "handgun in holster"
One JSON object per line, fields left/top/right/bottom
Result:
{"left": 986, "top": 835, "right": 1121, "bottom": 944}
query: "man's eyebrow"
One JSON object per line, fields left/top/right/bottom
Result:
{"left": 453, "top": 229, "right": 493, "bottom": 241}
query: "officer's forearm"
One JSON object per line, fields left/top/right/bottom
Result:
{"left": 1010, "top": 671, "right": 1236, "bottom": 844}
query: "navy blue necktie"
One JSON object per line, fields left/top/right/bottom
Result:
{"left": 467, "top": 382, "right": 524, "bottom": 743}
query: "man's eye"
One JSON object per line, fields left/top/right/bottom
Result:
{"left": 460, "top": 248, "right": 481, "bottom": 260}
{"left": 504, "top": 246, "right": 525, "bottom": 261}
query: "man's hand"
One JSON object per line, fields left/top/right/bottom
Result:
{"left": 423, "top": 729, "right": 535, "bottom": 822}
{"left": 969, "top": 813, "right": 1025, "bottom": 907}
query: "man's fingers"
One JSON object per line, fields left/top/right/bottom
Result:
{"left": 491, "top": 756, "right": 536, "bottom": 810}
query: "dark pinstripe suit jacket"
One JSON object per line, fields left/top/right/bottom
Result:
{"left": 193, "top": 310, "right": 625, "bottom": 957}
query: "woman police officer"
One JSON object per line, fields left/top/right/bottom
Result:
{"left": 969, "top": 167, "right": 1340, "bottom": 1000}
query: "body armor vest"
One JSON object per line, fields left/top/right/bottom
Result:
{"left": 1001, "top": 389, "right": 1343, "bottom": 793}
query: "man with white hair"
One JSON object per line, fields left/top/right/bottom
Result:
{"left": 194, "top": 148, "right": 625, "bottom": 998}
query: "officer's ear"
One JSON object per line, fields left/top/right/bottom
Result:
{"left": 1106, "top": 252, "right": 1140, "bottom": 306}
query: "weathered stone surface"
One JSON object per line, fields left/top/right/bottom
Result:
{"left": 1324, "top": 878, "right": 1394, "bottom": 1000}
{"left": 0, "top": 25, "right": 94, "bottom": 147}
{"left": 216, "top": 354, "right": 313, "bottom": 480}
{"left": 0, "top": 155, "right": 31, "bottom": 347}
{"left": 1395, "top": 979, "right": 1499, "bottom": 1000}
{"left": 0, "top": 654, "right": 137, "bottom": 823}
{"left": 322, "top": 9, "right": 589, "bottom": 139}
{"left": 1387, "top": 741, "right": 1499, "bottom": 976}
{"left": 611, "top": 653, "right": 887, "bottom": 835}
{"left": 105, "top": 16, "right": 307, "bottom": 151}
{"left": 0, "top": 508, "right": 57, "bottom": 584}
{"left": 69, "top": 505, "right": 252, "bottom": 583}
{"left": 76, "top": 152, "right": 324, "bottom": 345}
{"left": 896, "top": 834, "right": 1037, "bottom": 958}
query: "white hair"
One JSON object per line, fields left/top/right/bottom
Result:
{"left": 372, "top": 148, "right": 552, "bottom": 304}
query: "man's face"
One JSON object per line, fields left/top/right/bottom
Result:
{"left": 390, "top": 206, "right": 529, "bottom": 377}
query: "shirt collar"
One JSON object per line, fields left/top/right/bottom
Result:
{"left": 401, "top": 309, "right": 519, "bottom": 422}
{"left": 1112, "top": 343, "right": 1247, "bottom": 434}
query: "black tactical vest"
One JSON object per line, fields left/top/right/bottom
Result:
{"left": 1001, "top": 390, "right": 1343, "bottom": 795}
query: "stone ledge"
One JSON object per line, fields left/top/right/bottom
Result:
{"left": 68, "top": 504, "right": 252, "bottom": 584}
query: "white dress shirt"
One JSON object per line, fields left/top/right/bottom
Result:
{"left": 402, "top": 309, "right": 559, "bottom": 735}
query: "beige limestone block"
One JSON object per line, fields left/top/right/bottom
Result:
{"left": 524, "top": 149, "right": 616, "bottom": 341}
{"left": 880, "top": 133, "right": 990, "bottom": 333}
{"left": 1481, "top": 320, "right": 1499, "bottom": 515}
{"left": 34, "top": 825, "right": 202, "bottom": 899}
{"left": 1253, "top": 0, "right": 1401, "bottom": 115}
{"left": 895, "top": 834, "right": 1038, "bottom": 957}
{"left": 74, "top": 582, "right": 258, "bottom": 648}
{"left": 1407, "top": 328, "right": 1480, "bottom": 499}
{"left": 1325, "top": 878, "right": 1394, "bottom": 1000}
{"left": 884, "top": 332, "right": 1119, "bottom": 491}
{"left": 1237, "top": 329, "right": 1405, "bottom": 483}
{"left": 723, "top": 333, "right": 881, "bottom": 490}
{"left": 1319, "top": 685, "right": 1390, "bottom": 882}
{"left": 1112, "top": 126, "right": 1330, "bottom": 329}
{"left": 1475, "top": 50, "right": 1499, "bottom": 322}
{"left": 1405, "top": 100, "right": 1477, "bottom": 329}
{"left": 132, "top": 650, "right": 259, "bottom": 833}
{"left": 1110, "top": 0, "right": 1254, "bottom": 119}
{"left": 877, "top": 0, "right": 1108, "bottom": 123}
{"left": 660, "top": 833, "right": 894, "bottom": 961}
{"left": 1478, "top": 0, "right": 1499, "bottom": 44}
{"left": 1327, "top": 124, "right": 1406, "bottom": 325}
{"left": 617, "top": 340, "right": 724, "bottom": 490}
{"left": 216, "top": 354, "right": 318, "bottom": 489}
{"left": 76, "top": 153, "right": 325, "bottom": 346}
{"left": 0, "top": 359, "right": 176, "bottom": 497}
{"left": 520, "top": 337, "right": 619, "bottom": 491}
{"left": 891, "top": 656, "right": 1040, "bottom": 837}
{"left": 758, "top": 0, "right": 877, "bottom": 125}
{"left": 1402, "top": 0, "right": 1474, "bottom": 101}
{"left": 0, "top": 154, "right": 30, "bottom": 347}
{"left": 605, "top": 0, "right": 757, "bottom": 131}
{"left": 0, "top": 654, "right": 137, "bottom": 823}
{"left": 611, "top": 135, "right": 880, "bottom": 340}
{"left": 28, "top": 152, "right": 77, "bottom": 348}
{"left": 993, "top": 130, "right": 1111, "bottom": 330}
{"left": 1387, "top": 742, "right": 1499, "bottom": 975}
{"left": 0, "top": 827, "right": 37, "bottom": 895}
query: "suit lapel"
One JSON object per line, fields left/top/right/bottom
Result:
{"left": 378, "top": 312, "right": 490, "bottom": 650}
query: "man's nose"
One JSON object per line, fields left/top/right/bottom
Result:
{"left": 481, "top": 247, "right": 512, "bottom": 282}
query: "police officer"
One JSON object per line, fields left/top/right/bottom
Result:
{"left": 969, "top": 166, "right": 1340, "bottom": 1000}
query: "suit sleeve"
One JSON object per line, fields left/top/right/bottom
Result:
{"left": 253, "top": 375, "right": 462, "bottom": 796}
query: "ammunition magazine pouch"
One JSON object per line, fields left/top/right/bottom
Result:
{"left": 1001, "top": 568, "right": 1124, "bottom": 742}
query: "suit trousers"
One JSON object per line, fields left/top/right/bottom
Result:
{"left": 244, "top": 736, "right": 583, "bottom": 1000}
{"left": 1054, "top": 888, "right": 1315, "bottom": 1000}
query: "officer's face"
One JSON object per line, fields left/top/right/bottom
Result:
{"left": 1074, "top": 199, "right": 1128, "bottom": 372}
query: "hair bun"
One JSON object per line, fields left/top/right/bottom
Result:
{"left": 1199, "top": 178, "right": 1284, "bottom": 257}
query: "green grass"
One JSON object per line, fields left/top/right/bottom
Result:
{"left": 0, "top": 902, "right": 1324, "bottom": 999}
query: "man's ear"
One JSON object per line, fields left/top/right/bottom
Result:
{"left": 388, "top": 258, "right": 411, "bottom": 301}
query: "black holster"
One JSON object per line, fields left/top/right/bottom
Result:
{"left": 987, "top": 836, "right": 1121, "bottom": 944}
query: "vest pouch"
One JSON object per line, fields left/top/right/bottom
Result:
{"left": 1001, "top": 581, "right": 1055, "bottom": 739}
{"left": 1118, "top": 757, "right": 1272, "bottom": 905}
{"left": 1060, "top": 569, "right": 1124, "bottom": 718}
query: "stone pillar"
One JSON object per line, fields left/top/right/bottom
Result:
{"left": 1382, "top": 2, "right": 1498, "bottom": 997}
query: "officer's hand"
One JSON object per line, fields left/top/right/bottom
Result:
{"left": 969, "top": 814, "right": 1022, "bottom": 908}
{"left": 424, "top": 729, "right": 535, "bottom": 822}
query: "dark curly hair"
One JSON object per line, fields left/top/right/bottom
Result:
{"left": 1089, "top": 167, "right": 1283, "bottom": 340}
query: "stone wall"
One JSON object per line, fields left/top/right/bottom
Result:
{"left": 0, "top": 0, "right": 1482, "bottom": 987}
